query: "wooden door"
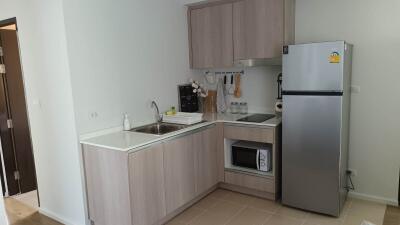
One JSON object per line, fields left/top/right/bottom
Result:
{"left": 0, "top": 29, "right": 37, "bottom": 194}
{"left": 0, "top": 72, "right": 18, "bottom": 196}
{"left": 233, "top": 0, "right": 284, "bottom": 60}
{"left": 194, "top": 127, "right": 218, "bottom": 195}
{"left": 163, "top": 134, "right": 196, "bottom": 213}
{"left": 190, "top": 3, "right": 233, "bottom": 68}
{"left": 129, "top": 144, "right": 166, "bottom": 225}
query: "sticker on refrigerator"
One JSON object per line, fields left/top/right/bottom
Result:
{"left": 329, "top": 52, "right": 341, "bottom": 63}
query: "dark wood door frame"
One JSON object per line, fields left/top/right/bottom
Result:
{"left": 0, "top": 18, "right": 17, "bottom": 30}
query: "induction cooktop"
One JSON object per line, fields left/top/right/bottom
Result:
{"left": 236, "top": 114, "right": 275, "bottom": 123}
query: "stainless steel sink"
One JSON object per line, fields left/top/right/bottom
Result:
{"left": 131, "top": 122, "right": 189, "bottom": 135}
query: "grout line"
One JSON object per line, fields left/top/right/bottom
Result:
{"left": 222, "top": 205, "right": 247, "bottom": 225}
{"left": 186, "top": 208, "right": 207, "bottom": 225}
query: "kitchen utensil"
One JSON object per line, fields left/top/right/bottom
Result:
{"left": 228, "top": 75, "right": 235, "bottom": 95}
{"left": 223, "top": 75, "right": 227, "bottom": 95}
{"left": 234, "top": 73, "right": 242, "bottom": 98}
{"left": 204, "top": 90, "right": 217, "bottom": 113}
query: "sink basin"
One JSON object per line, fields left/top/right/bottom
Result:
{"left": 131, "top": 122, "right": 189, "bottom": 135}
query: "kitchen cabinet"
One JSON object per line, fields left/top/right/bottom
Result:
{"left": 187, "top": 0, "right": 295, "bottom": 69}
{"left": 193, "top": 126, "right": 218, "bottom": 195}
{"left": 82, "top": 122, "right": 280, "bottom": 225}
{"left": 224, "top": 124, "right": 274, "bottom": 143}
{"left": 129, "top": 143, "right": 166, "bottom": 225}
{"left": 83, "top": 145, "right": 132, "bottom": 225}
{"left": 189, "top": 3, "right": 233, "bottom": 68}
{"left": 222, "top": 123, "right": 281, "bottom": 200}
{"left": 233, "top": 0, "right": 291, "bottom": 60}
{"left": 163, "top": 134, "right": 196, "bottom": 213}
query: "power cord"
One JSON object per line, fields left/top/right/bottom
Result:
{"left": 345, "top": 170, "right": 355, "bottom": 191}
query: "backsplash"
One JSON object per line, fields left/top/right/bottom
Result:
{"left": 192, "top": 66, "right": 282, "bottom": 114}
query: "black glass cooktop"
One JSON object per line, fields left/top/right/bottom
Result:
{"left": 236, "top": 114, "right": 275, "bottom": 123}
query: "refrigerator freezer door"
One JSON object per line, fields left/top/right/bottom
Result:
{"left": 283, "top": 41, "right": 345, "bottom": 92}
{"left": 282, "top": 95, "right": 342, "bottom": 216}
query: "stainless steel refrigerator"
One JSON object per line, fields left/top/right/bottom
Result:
{"left": 281, "top": 41, "right": 352, "bottom": 217}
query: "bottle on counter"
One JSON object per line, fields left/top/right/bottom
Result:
{"left": 239, "top": 102, "right": 248, "bottom": 114}
{"left": 230, "top": 102, "right": 239, "bottom": 114}
{"left": 123, "top": 113, "right": 131, "bottom": 131}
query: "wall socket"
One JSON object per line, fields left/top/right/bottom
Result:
{"left": 347, "top": 168, "right": 357, "bottom": 176}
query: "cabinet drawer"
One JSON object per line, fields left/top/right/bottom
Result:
{"left": 224, "top": 171, "right": 275, "bottom": 193}
{"left": 224, "top": 125, "right": 274, "bottom": 143}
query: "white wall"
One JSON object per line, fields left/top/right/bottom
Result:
{"left": 0, "top": 185, "right": 7, "bottom": 225}
{"left": 0, "top": 0, "right": 87, "bottom": 224}
{"left": 62, "top": 0, "right": 194, "bottom": 135}
{"left": 296, "top": 0, "right": 400, "bottom": 204}
{"left": 192, "top": 66, "right": 281, "bottom": 113}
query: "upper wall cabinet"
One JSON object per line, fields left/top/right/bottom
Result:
{"left": 189, "top": 3, "right": 234, "bottom": 69}
{"left": 188, "top": 0, "right": 295, "bottom": 69}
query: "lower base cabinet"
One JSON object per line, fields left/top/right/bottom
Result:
{"left": 83, "top": 124, "right": 219, "bottom": 225}
{"left": 83, "top": 123, "right": 279, "bottom": 225}
{"left": 194, "top": 127, "right": 218, "bottom": 194}
{"left": 164, "top": 134, "right": 196, "bottom": 213}
{"left": 129, "top": 143, "right": 166, "bottom": 225}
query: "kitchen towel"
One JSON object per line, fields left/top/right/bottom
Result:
{"left": 216, "top": 77, "right": 227, "bottom": 113}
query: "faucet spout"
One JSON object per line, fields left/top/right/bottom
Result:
{"left": 151, "top": 101, "right": 163, "bottom": 123}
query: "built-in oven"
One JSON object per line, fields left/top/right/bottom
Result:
{"left": 231, "top": 141, "right": 272, "bottom": 172}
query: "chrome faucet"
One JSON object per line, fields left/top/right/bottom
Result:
{"left": 151, "top": 101, "right": 163, "bottom": 123}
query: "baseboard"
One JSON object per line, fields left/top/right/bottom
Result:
{"left": 38, "top": 208, "right": 83, "bottom": 225}
{"left": 349, "top": 191, "right": 399, "bottom": 206}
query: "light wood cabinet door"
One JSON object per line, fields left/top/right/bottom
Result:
{"left": 194, "top": 126, "right": 218, "bottom": 194}
{"left": 129, "top": 144, "right": 166, "bottom": 225}
{"left": 233, "top": 0, "right": 284, "bottom": 60}
{"left": 163, "top": 134, "right": 196, "bottom": 213}
{"left": 190, "top": 3, "right": 233, "bottom": 68}
{"left": 84, "top": 146, "right": 131, "bottom": 225}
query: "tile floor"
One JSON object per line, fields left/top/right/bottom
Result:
{"left": 5, "top": 197, "right": 62, "bottom": 225}
{"left": 166, "top": 189, "right": 387, "bottom": 225}
{"left": 383, "top": 206, "right": 400, "bottom": 225}
{"left": 11, "top": 190, "right": 39, "bottom": 209}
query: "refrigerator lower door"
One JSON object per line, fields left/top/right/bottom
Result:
{"left": 282, "top": 95, "right": 342, "bottom": 216}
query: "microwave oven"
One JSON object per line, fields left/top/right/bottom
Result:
{"left": 231, "top": 141, "right": 272, "bottom": 172}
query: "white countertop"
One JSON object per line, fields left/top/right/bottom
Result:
{"left": 80, "top": 112, "right": 281, "bottom": 152}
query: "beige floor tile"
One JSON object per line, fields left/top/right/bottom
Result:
{"left": 166, "top": 220, "right": 186, "bottom": 225}
{"left": 342, "top": 199, "right": 353, "bottom": 215}
{"left": 347, "top": 199, "right": 386, "bottom": 222}
{"left": 383, "top": 206, "right": 400, "bottom": 225}
{"left": 226, "top": 207, "right": 272, "bottom": 225}
{"left": 169, "top": 206, "right": 205, "bottom": 224}
{"left": 304, "top": 213, "right": 344, "bottom": 225}
{"left": 264, "top": 214, "right": 304, "bottom": 225}
{"left": 208, "top": 200, "right": 245, "bottom": 220}
{"left": 190, "top": 211, "right": 232, "bottom": 225}
{"left": 276, "top": 206, "right": 309, "bottom": 220}
{"left": 222, "top": 191, "right": 255, "bottom": 205}
{"left": 207, "top": 189, "right": 232, "bottom": 199}
{"left": 343, "top": 215, "right": 383, "bottom": 225}
{"left": 247, "top": 196, "right": 281, "bottom": 213}
{"left": 195, "top": 196, "right": 220, "bottom": 210}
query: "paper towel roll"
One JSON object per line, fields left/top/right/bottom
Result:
{"left": 275, "top": 100, "right": 283, "bottom": 113}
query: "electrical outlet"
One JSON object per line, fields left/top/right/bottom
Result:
{"left": 89, "top": 112, "right": 99, "bottom": 119}
{"left": 347, "top": 168, "right": 357, "bottom": 176}
{"left": 351, "top": 85, "right": 361, "bottom": 93}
